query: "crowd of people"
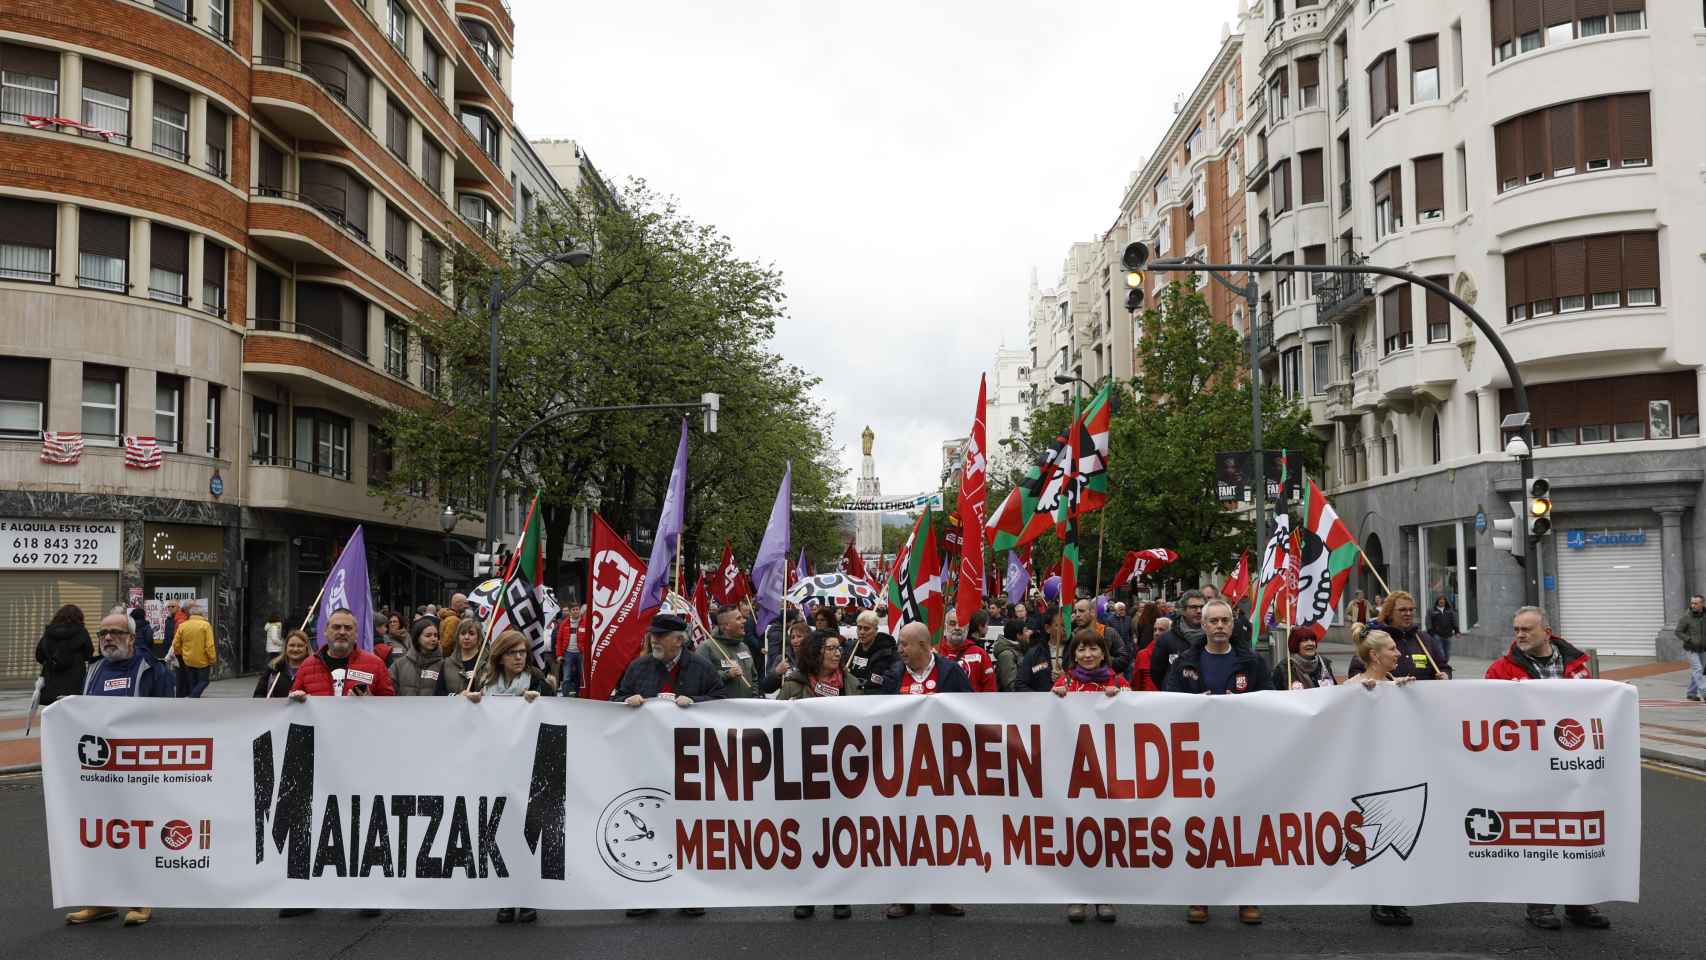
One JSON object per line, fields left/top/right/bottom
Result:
{"left": 43, "top": 581, "right": 1608, "bottom": 934}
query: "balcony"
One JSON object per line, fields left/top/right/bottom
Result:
{"left": 1247, "top": 156, "right": 1271, "bottom": 192}
{"left": 1350, "top": 363, "right": 1381, "bottom": 413}
{"left": 252, "top": 318, "right": 368, "bottom": 363}
{"left": 1259, "top": 319, "right": 1275, "bottom": 355}
{"left": 251, "top": 57, "right": 367, "bottom": 140}
{"left": 1317, "top": 267, "right": 1374, "bottom": 324}
{"left": 1325, "top": 381, "right": 1360, "bottom": 421}
{"left": 1265, "top": 5, "right": 1324, "bottom": 47}
{"left": 1249, "top": 240, "right": 1272, "bottom": 265}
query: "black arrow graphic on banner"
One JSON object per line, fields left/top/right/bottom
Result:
{"left": 1350, "top": 783, "right": 1428, "bottom": 868}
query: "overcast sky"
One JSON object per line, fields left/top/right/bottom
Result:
{"left": 513, "top": 0, "right": 1239, "bottom": 496}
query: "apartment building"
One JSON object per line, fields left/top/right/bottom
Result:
{"left": 0, "top": 0, "right": 531, "bottom": 679}
{"left": 1117, "top": 26, "right": 1250, "bottom": 344}
{"left": 987, "top": 345, "right": 1029, "bottom": 453}
{"left": 1025, "top": 236, "right": 1135, "bottom": 411}
{"left": 1239, "top": 0, "right": 1698, "bottom": 655}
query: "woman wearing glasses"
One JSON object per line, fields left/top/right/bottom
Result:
{"left": 778, "top": 628, "right": 853, "bottom": 920}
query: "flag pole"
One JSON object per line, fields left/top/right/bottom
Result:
{"left": 1095, "top": 509, "right": 1107, "bottom": 602}
{"left": 296, "top": 577, "right": 330, "bottom": 635}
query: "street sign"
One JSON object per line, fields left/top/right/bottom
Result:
{"left": 1474, "top": 510, "right": 1486, "bottom": 533}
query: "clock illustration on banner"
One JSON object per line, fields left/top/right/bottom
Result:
{"left": 598, "top": 787, "right": 674, "bottom": 882}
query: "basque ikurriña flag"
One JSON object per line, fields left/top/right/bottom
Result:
{"left": 887, "top": 506, "right": 944, "bottom": 642}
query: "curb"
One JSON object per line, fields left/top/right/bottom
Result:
{"left": 0, "top": 763, "right": 41, "bottom": 776}
{"left": 1640, "top": 745, "right": 1706, "bottom": 772}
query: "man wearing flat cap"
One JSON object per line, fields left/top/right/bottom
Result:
{"left": 613, "top": 611, "right": 726, "bottom": 706}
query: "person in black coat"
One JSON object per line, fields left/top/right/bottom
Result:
{"left": 128, "top": 606, "right": 156, "bottom": 656}
{"left": 845, "top": 610, "right": 900, "bottom": 694}
{"left": 1426, "top": 595, "right": 1460, "bottom": 662}
{"left": 881, "top": 621, "right": 969, "bottom": 922}
{"left": 35, "top": 604, "right": 94, "bottom": 707}
{"left": 1150, "top": 591, "right": 1208, "bottom": 692}
{"left": 614, "top": 612, "right": 726, "bottom": 704}
{"left": 1017, "top": 604, "right": 1068, "bottom": 691}
{"left": 1348, "top": 591, "right": 1452, "bottom": 680}
{"left": 253, "top": 630, "right": 312, "bottom": 698}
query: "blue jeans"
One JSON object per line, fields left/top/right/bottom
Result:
{"left": 1687, "top": 651, "right": 1706, "bottom": 699}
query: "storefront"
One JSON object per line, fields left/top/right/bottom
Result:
{"left": 0, "top": 518, "right": 124, "bottom": 681}
{"left": 1555, "top": 526, "right": 1665, "bottom": 656}
{"left": 1418, "top": 520, "right": 1479, "bottom": 634}
{"left": 142, "top": 522, "right": 226, "bottom": 645}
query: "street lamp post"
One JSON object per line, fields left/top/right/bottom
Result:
{"left": 1128, "top": 247, "right": 1538, "bottom": 606}
{"left": 482, "top": 247, "right": 591, "bottom": 563}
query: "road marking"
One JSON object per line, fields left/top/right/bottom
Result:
{"left": 1642, "top": 760, "right": 1706, "bottom": 783}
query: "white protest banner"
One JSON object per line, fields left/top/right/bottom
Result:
{"left": 43, "top": 681, "right": 1638, "bottom": 909}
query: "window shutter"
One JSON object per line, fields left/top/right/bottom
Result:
{"left": 1543, "top": 0, "right": 1573, "bottom": 26}
{"left": 1391, "top": 165, "right": 1403, "bottom": 221}
{"left": 261, "top": 18, "right": 287, "bottom": 61}
{"left": 204, "top": 243, "right": 225, "bottom": 292}
{"left": 1384, "top": 53, "right": 1397, "bottom": 113}
{"left": 1553, "top": 239, "right": 1586, "bottom": 297}
{"left": 1525, "top": 245, "right": 1554, "bottom": 304}
{"left": 1382, "top": 288, "right": 1401, "bottom": 339}
{"left": 1586, "top": 235, "right": 1622, "bottom": 297}
{"left": 386, "top": 207, "right": 408, "bottom": 263}
{"left": 1410, "top": 36, "right": 1438, "bottom": 71}
{"left": 0, "top": 358, "right": 48, "bottom": 404}
{"left": 205, "top": 106, "right": 227, "bottom": 153}
{"left": 1297, "top": 56, "right": 1319, "bottom": 88}
{"left": 345, "top": 63, "right": 371, "bottom": 124}
{"left": 386, "top": 99, "right": 408, "bottom": 156}
{"left": 1301, "top": 150, "right": 1323, "bottom": 204}
{"left": 1373, "top": 168, "right": 1392, "bottom": 203}
{"left": 1504, "top": 249, "right": 1527, "bottom": 311}
{"left": 1521, "top": 112, "right": 1547, "bottom": 180}
{"left": 0, "top": 43, "right": 59, "bottom": 77}
{"left": 256, "top": 268, "right": 282, "bottom": 320}
{"left": 1367, "top": 59, "right": 1386, "bottom": 118}
{"left": 1610, "top": 0, "right": 1644, "bottom": 13}
{"left": 153, "top": 82, "right": 189, "bottom": 116}
{"left": 150, "top": 224, "right": 188, "bottom": 273}
{"left": 1580, "top": 98, "right": 1611, "bottom": 166}
{"left": 1425, "top": 278, "right": 1449, "bottom": 333}
{"left": 341, "top": 290, "right": 368, "bottom": 351}
{"left": 1513, "top": 0, "right": 1542, "bottom": 34}
{"left": 1576, "top": 0, "right": 1609, "bottom": 13}
{"left": 1413, "top": 154, "right": 1444, "bottom": 212}
{"left": 1304, "top": 244, "right": 1326, "bottom": 266}
{"left": 1398, "top": 284, "right": 1412, "bottom": 336}
{"left": 1492, "top": 0, "right": 1515, "bottom": 46}
{"left": 82, "top": 61, "right": 131, "bottom": 97}
{"left": 1495, "top": 119, "right": 1521, "bottom": 186}
{"left": 79, "top": 210, "right": 130, "bottom": 259}
{"left": 0, "top": 197, "right": 57, "bottom": 247}
{"left": 1547, "top": 104, "right": 1575, "bottom": 171}
{"left": 1616, "top": 93, "right": 1650, "bottom": 164}
{"left": 1623, "top": 231, "right": 1659, "bottom": 291}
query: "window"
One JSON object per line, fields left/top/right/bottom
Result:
{"left": 205, "top": 105, "right": 228, "bottom": 177}
{"left": 1495, "top": 93, "right": 1649, "bottom": 192}
{"left": 385, "top": 98, "right": 410, "bottom": 162}
{"left": 78, "top": 209, "right": 129, "bottom": 293}
{"left": 294, "top": 282, "right": 370, "bottom": 359}
{"left": 1372, "top": 166, "right": 1402, "bottom": 239}
{"left": 1410, "top": 36, "right": 1439, "bottom": 103}
{"left": 151, "top": 83, "right": 189, "bottom": 162}
{"left": 459, "top": 193, "right": 497, "bottom": 235}
{"left": 422, "top": 39, "right": 443, "bottom": 91}
{"left": 1413, "top": 154, "right": 1444, "bottom": 221}
{"left": 148, "top": 223, "right": 188, "bottom": 305}
{"left": 421, "top": 239, "right": 443, "bottom": 291}
{"left": 154, "top": 375, "right": 182, "bottom": 452}
{"left": 421, "top": 346, "right": 440, "bottom": 394}
{"left": 1299, "top": 149, "right": 1323, "bottom": 205}
{"left": 252, "top": 398, "right": 277, "bottom": 463}
{"left": 1275, "top": 253, "right": 1294, "bottom": 307}
{"left": 81, "top": 365, "right": 123, "bottom": 442}
{"left": 299, "top": 160, "right": 371, "bottom": 241}
{"left": 1455, "top": 143, "right": 1469, "bottom": 210}
{"left": 1507, "top": 230, "right": 1659, "bottom": 318}
{"left": 1451, "top": 22, "right": 1465, "bottom": 89}
{"left": 519, "top": 184, "right": 535, "bottom": 226}
{"left": 0, "top": 357, "right": 48, "bottom": 439}
{"left": 0, "top": 197, "right": 56, "bottom": 282}
{"left": 205, "top": 385, "right": 221, "bottom": 456}
{"left": 1296, "top": 56, "right": 1319, "bottom": 109}
{"left": 80, "top": 62, "right": 132, "bottom": 146}
{"left": 1425, "top": 275, "right": 1451, "bottom": 341}
{"left": 385, "top": 205, "right": 409, "bottom": 271}
{"left": 1614, "top": 8, "right": 1644, "bottom": 31}
{"left": 201, "top": 242, "right": 225, "bottom": 317}
{"left": 369, "top": 426, "right": 394, "bottom": 486}
{"left": 1, "top": 44, "right": 59, "bottom": 124}
{"left": 155, "top": 0, "right": 190, "bottom": 21}
{"left": 460, "top": 107, "right": 500, "bottom": 162}
{"left": 1272, "top": 158, "right": 1292, "bottom": 213}
{"left": 257, "top": 138, "right": 285, "bottom": 196}
{"left": 1281, "top": 348, "right": 1302, "bottom": 400}
{"left": 421, "top": 136, "right": 444, "bottom": 196}
{"left": 1382, "top": 284, "right": 1413, "bottom": 354}
{"left": 461, "top": 19, "right": 501, "bottom": 77}
{"left": 384, "top": 318, "right": 408, "bottom": 377}
{"left": 1184, "top": 125, "right": 1203, "bottom": 161}
{"left": 1432, "top": 414, "right": 1442, "bottom": 463}
{"left": 1367, "top": 51, "right": 1397, "bottom": 121}
{"left": 301, "top": 41, "right": 370, "bottom": 125}
{"left": 255, "top": 267, "right": 282, "bottom": 323}
{"left": 1268, "top": 70, "right": 1288, "bottom": 119}
{"left": 1312, "top": 342, "right": 1331, "bottom": 394}
{"left": 1304, "top": 244, "right": 1326, "bottom": 293}
{"left": 386, "top": 1, "right": 411, "bottom": 55}
{"left": 293, "top": 409, "right": 351, "bottom": 479}
{"left": 207, "top": 0, "right": 230, "bottom": 40}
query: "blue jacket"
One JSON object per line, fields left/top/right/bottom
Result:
{"left": 83, "top": 653, "right": 176, "bottom": 698}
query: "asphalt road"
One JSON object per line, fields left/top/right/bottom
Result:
{"left": 2, "top": 765, "right": 1701, "bottom": 960}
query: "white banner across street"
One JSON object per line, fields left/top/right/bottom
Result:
{"left": 43, "top": 681, "right": 1639, "bottom": 909}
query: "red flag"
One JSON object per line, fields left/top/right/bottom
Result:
{"left": 581, "top": 513, "right": 654, "bottom": 703}
{"left": 1280, "top": 529, "right": 1302, "bottom": 626}
{"left": 1221, "top": 550, "right": 1252, "bottom": 604}
{"left": 712, "top": 541, "right": 749, "bottom": 604}
{"left": 1103, "top": 548, "right": 1180, "bottom": 593}
{"left": 956, "top": 375, "right": 989, "bottom": 623}
{"left": 840, "top": 538, "right": 868, "bottom": 579}
{"left": 692, "top": 573, "right": 712, "bottom": 628}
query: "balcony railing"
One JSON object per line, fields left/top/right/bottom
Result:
{"left": 1316, "top": 257, "right": 1374, "bottom": 323}
{"left": 250, "top": 453, "right": 351, "bottom": 482}
{"left": 251, "top": 318, "right": 370, "bottom": 363}
{"left": 1249, "top": 240, "right": 1272, "bottom": 264}
{"left": 253, "top": 187, "right": 370, "bottom": 246}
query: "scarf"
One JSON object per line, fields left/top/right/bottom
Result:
{"left": 483, "top": 670, "right": 533, "bottom": 697}
{"left": 1068, "top": 664, "right": 1114, "bottom": 685}
{"left": 810, "top": 671, "right": 844, "bottom": 697}
{"left": 1176, "top": 621, "right": 1206, "bottom": 644}
{"left": 1288, "top": 654, "right": 1321, "bottom": 683}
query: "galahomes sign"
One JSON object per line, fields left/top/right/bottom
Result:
{"left": 144, "top": 523, "right": 224, "bottom": 571}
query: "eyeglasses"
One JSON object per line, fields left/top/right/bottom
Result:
{"left": 96, "top": 628, "right": 131, "bottom": 638}
{"left": 1185, "top": 603, "right": 1205, "bottom": 611}
{"left": 821, "top": 645, "right": 842, "bottom": 653}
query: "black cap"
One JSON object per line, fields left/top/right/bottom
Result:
{"left": 648, "top": 612, "right": 689, "bottom": 634}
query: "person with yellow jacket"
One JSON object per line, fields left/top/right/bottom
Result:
{"left": 168, "top": 602, "right": 217, "bottom": 697}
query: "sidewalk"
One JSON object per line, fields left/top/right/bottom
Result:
{"left": 4, "top": 652, "right": 1703, "bottom": 773}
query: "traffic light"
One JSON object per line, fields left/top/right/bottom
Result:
{"left": 1121, "top": 242, "right": 1149, "bottom": 313}
{"left": 1492, "top": 500, "right": 1525, "bottom": 561}
{"left": 1527, "top": 477, "right": 1552, "bottom": 538}
{"left": 473, "top": 551, "right": 499, "bottom": 579}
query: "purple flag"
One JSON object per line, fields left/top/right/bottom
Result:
{"left": 315, "top": 525, "right": 373, "bottom": 651}
{"left": 640, "top": 418, "right": 689, "bottom": 611}
{"left": 752, "top": 462, "right": 792, "bottom": 635}
{"left": 1004, "top": 549, "right": 1029, "bottom": 605}
{"left": 796, "top": 546, "right": 810, "bottom": 582}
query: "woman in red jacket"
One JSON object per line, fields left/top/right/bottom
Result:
{"left": 1053, "top": 629, "right": 1127, "bottom": 924}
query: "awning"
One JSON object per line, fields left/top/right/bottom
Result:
{"left": 383, "top": 550, "right": 464, "bottom": 583}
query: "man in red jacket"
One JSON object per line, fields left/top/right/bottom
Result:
{"left": 288, "top": 608, "right": 396, "bottom": 699}
{"left": 934, "top": 608, "right": 996, "bottom": 692}
{"left": 1484, "top": 606, "right": 1610, "bottom": 931}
